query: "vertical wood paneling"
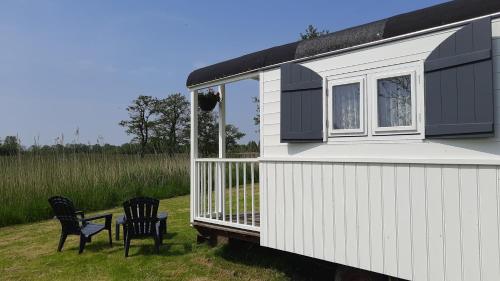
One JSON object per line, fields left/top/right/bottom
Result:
{"left": 302, "top": 163, "right": 314, "bottom": 257}
{"left": 442, "top": 166, "right": 462, "bottom": 281}
{"left": 293, "top": 163, "right": 304, "bottom": 255}
{"left": 426, "top": 166, "right": 445, "bottom": 281}
{"left": 369, "top": 164, "right": 384, "bottom": 273}
{"left": 356, "top": 164, "right": 371, "bottom": 270}
{"left": 312, "top": 163, "right": 324, "bottom": 259}
{"left": 478, "top": 167, "right": 500, "bottom": 281}
{"left": 396, "top": 164, "right": 412, "bottom": 280}
{"left": 382, "top": 164, "right": 397, "bottom": 277}
{"left": 275, "top": 163, "right": 285, "bottom": 251}
{"left": 260, "top": 163, "right": 268, "bottom": 247}
{"left": 260, "top": 160, "right": 500, "bottom": 281}
{"left": 345, "top": 163, "right": 358, "bottom": 267}
{"left": 323, "top": 163, "right": 335, "bottom": 262}
{"left": 411, "top": 165, "right": 428, "bottom": 281}
{"left": 460, "top": 166, "right": 481, "bottom": 281}
{"left": 333, "top": 163, "right": 346, "bottom": 264}
{"left": 284, "top": 163, "right": 295, "bottom": 253}
{"left": 267, "top": 163, "right": 277, "bottom": 248}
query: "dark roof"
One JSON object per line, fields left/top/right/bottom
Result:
{"left": 187, "top": 0, "right": 500, "bottom": 87}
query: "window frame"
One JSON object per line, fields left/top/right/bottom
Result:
{"left": 370, "top": 69, "right": 418, "bottom": 135}
{"left": 327, "top": 76, "right": 367, "bottom": 137}
{"left": 324, "top": 61, "right": 423, "bottom": 142}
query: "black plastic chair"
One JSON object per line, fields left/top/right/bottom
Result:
{"left": 123, "top": 197, "right": 161, "bottom": 257}
{"left": 48, "top": 196, "right": 112, "bottom": 254}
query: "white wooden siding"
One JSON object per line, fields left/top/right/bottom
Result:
{"left": 257, "top": 18, "right": 500, "bottom": 281}
{"left": 260, "top": 18, "right": 500, "bottom": 163}
{"left": 260, "top": 161, "right": 500, "bottom": 281}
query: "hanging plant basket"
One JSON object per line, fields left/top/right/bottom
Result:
{"left": 198, "top": 90, "right": 220, "bottom": 111}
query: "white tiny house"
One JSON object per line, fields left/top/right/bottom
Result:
{"left": 187, "top": 1, "right": 500, "bottom": 280}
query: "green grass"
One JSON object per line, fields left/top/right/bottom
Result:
{"left": 0, "top": 195, "right": 337, "bottom": 281}
{"left": 0, "top": 154, "right": 189, "bottom": 227}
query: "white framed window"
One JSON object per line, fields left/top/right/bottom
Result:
{"left": 325, "top": 60, "right": 423, "bottom": 141}
{"left": 327, "top": 76, "right": 366, "bottom": 136}
{"left": 371, "top": 69, "right": 417, "bottom": 134}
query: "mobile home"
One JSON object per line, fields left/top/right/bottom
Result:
{"left": 187, "top": 1, "right": 500, "bottom": 280}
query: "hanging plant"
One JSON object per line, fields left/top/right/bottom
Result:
{"left": 198, "top": 89, "right": 220, "bottom": 111}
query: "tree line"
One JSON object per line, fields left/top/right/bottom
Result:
{"left": 0, "top": 92, "right": 256, "bottom": 157}
{"left": 0, "top": 135, "right": 150, "bottom": 156}
{"left": 118, "top": 93, "right": 252, "bottom": 157}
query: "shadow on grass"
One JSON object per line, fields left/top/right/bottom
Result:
{"left": 63, "top": 242, "right": 122, "bottom": 255}
{"left": 115, "top": 232, "right": 193, "bottom": 258}
{"left": 127, "top": 242, "right": 193, "bottom": 257}
{"left": 63, "top": 232, "right": 181, "bottom": 256}
{"left": 164, "top": 232, "right": 177, "bottom": 240}
{"left": 214, "top": 239, "right": 338, "bottom": 281}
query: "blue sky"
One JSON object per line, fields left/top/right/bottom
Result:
{"left": 0, "top": 0, "right": 447, "bottom": 146}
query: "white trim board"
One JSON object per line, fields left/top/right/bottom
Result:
{"left": 258, "top": 157, "right": 500, "bottom": 166}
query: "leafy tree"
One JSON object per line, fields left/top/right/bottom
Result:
{"left": 119, "top": 95, "right": 157, "bottom": 157}
{"left": 252, "top": 96, "right": 260, "bottom": 130}
{"left": 196, "top": 110, "right": 246, "bottom": 157}
{"left": 300, "top": 24, "right": 329, "bottom": 40}
{"left": 0, "top": 136, "right": 21, "bottom": 156}
{"left": 197, "top": 110, "right": 218, "bottom": 157}
{"left": 225, "top": 124, "right": 246, "bottom": 151}
{"left": 246, "top": 140, "right": 259, "bottom": 152}
{"left": 153, "top": 93, "right": 190, "bottom": 155}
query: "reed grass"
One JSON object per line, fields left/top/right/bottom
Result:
{"left": 0, "top": 153, "right": 189, "bottom": 227}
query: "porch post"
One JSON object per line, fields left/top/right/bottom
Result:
{"left": 217, "top": 84, "right": 226, "bottom": 215}
{"left": 218, "top": 84, "right": 226, "bottom": 158}
{"left": 190, "top": 90, "right": 198, "bottom": 223}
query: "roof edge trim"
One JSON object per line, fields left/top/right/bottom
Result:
{"left": 188, "top": 11, "right": 500, "bottom": 90}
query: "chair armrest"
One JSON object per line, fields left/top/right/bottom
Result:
{"left": 83, "top": 213, "right": 113, "bottom": 228}
{"left": 83, "top": 213, "right": 112, "bottom": 221}
{"left": 158, "top": 212, "right": 168, "bottom": 220}
{"left": 74, "top": 210, "right": 85, "bottom": 219}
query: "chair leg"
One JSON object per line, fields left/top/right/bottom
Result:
{"left": 123, "top": 226, "right": 127, "bottom": 247}
{"left": 79, "top": 235, "right": 87, "bottom": 254}
{"left": 154, "top": 235, "right": 160, "bottom": 254}
{"left": 108, "top": 228, "right": 113, "bottom": 247}
{"left": 115, "top": 223, "right": 120, "bottom": 241}
{"left": 124, "top": 236, "right": 131, "bottom": 257}
{"left": 57, "top": 233, "right": 67, "bottom": 252}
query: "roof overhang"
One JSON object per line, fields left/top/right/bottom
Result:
{"left": 187, "top": 0, "right": 500, "bottom": 90}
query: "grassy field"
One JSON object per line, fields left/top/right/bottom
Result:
{"left": 0, "top": 195, "right": 338, "bottom": 281}
{"left": 0, "top": 154, "right": 190, "bottom": 227}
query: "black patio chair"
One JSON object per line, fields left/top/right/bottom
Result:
{"left": 48, "top": 196, "right": 112, "bottom": 254}
{"left": 122, "top": 197, "right": 162, "bottom": 257}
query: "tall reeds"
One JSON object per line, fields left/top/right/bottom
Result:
{"left": 0, "top": 153, "right": 189, "bottom": 227}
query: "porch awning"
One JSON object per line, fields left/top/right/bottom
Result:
{"left": 186, "top": 0, "right": 500, "bottom": 88}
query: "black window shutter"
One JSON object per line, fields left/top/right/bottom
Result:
{"left": 280, "top": 63, "right": 323, "bottom": 142}
{"left": 425, "top": 17, "right": 494, "bottom": 137}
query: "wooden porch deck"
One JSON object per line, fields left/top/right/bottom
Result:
{"left": 199, "top": 212, "right": 260, "bottom": 226}
{"left": 193, "top": 213, "right": 260, "bottom": 244}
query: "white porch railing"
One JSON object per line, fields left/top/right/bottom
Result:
{"left": 193, "top": 158, "right": 259, "bottom": 232}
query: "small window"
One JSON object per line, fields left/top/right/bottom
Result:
{"left": 328, "top": 76, "right": 366, "bottom": 136}
{"left": 372, "top": 71, "right": 416, "bottom": 134}
{"left": 325, "top": 62, "right": 422, "bottom": 141}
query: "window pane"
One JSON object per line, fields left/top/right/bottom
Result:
{"left": 377, "top": 75, "right": 412, "bottom": 127}
{"left": 332, "top": 82, "right": 360, "bottom": 130}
